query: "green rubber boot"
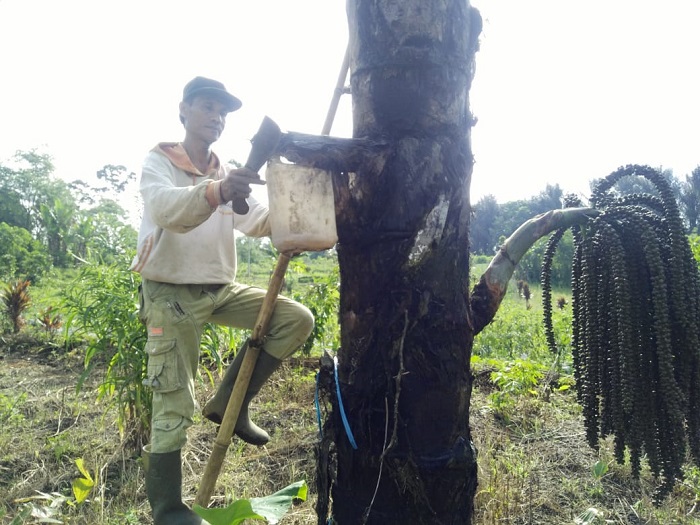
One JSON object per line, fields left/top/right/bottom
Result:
{"left": 143, "top": 446, "right": 210, "bottom": 525}
{"left": 202, "top": 344, "right": 282, "bottom": 445}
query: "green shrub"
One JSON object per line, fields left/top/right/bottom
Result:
{"left": 60, "top": 257, "right": 149, "bottom": 448}
{"left": 292, "top": 263, "right": 340, "bottom": 355}
{"left": 471, "top": 253, "right": 491, "bottom": 265}
{"left": 0, "top": 222, "right": 52, "bottom": 283}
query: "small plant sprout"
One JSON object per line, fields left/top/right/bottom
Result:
{"left": 592, "top": 460, "right": 610, "bottom": 481}
{"left": 37, "top": 305, "right": 62, "bottom": 338}
{"left": 72, "top": 458, "right": 96, "bottom": 504}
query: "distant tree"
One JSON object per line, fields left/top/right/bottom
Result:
{"left": 0, "top": 154, "right": 138, "bottom": 266}
{"left": 69, "top": 165, "right": 138, "bottom": 263}
{"left": 68, "top": 179, "right": 98, "bottom": 208}
{"left": 39, "top": 196, "right": 77, "bottom": 267}
{"left": 0, "top": 169, "right": 31, "bottom": 230}
{"left": 470, "top": 194, "right": 500, "bottom": 254}
{"left": 76, "top": 199, "right": 137, "bottom": 263}
{"left": 70, "top": 215, "right": 95, "bottom": 263}
{"left": 531, "top": 183, "right": 563, "bottom": 214}
{"left": 680, "top": 166, "right": 700, "bottom": 233}
{"left": 0, "top": 222, "right": 51, "bottom": 283}
{"left": 0, "top": 150, "right": 82, "bottom": 266}
{"left": 96, "top": 164, "right": 137, "bottom": 194}
{"left": 0, "top": 150, "right": 56, "bottom": 235}
{"left": 69, "top": 164, "right": 136, "bottom": 206}
{"left": 493, "top": 199, "right": 534, "bottom": 247}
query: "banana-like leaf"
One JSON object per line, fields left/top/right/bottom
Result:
{"left": 194, "top": 480, "right": 307, "bottom": 525}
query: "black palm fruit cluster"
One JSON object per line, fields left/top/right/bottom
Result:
{"left": 541, "top": 164, "right": 700, "bottom": 499}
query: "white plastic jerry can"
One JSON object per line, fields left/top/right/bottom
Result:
{"left": 265, "top": 157, "right": 338, "bottom": 253}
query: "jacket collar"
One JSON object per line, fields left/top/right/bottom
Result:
{"left": 153, "top": 142, "right": 221, "bottom": 176}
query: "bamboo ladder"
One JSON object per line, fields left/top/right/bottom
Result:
{"left": 195, "top": 44, "right": 351, "bottom": 507}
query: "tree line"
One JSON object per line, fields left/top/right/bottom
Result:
{"left": 470, "top": 165, "right": 700, "bottom": 287}
{"left": 0, "top": 150, "right": 138, "bottom": 283}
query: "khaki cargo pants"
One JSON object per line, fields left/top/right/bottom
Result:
{"left": 139, "top": 279, "right": 314, "bottom": 453}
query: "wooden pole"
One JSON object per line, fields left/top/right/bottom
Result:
{"left": 196, "top": 252, "right": 293, "bottom": 507}
{"left": 321, "top": 43, "right": 350, "bottom": 136}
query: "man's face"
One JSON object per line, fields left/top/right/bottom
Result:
{"left": 180, "top": 95, "right": 230, "bottom": 144}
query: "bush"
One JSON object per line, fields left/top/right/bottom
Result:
{"left": 0, "top": 222, "right": 51, "bottom": 283}
{"left": 61, "top": 257, "right": 149, "bottom": 449}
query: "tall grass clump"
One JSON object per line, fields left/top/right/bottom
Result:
{"left": 60, "top": 256, "right": 149, "bottom": 449}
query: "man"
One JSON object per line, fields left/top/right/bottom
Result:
{"left": 131, "top": 76, "right": 314, "bottom": 525}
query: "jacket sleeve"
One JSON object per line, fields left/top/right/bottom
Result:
{"left": 140, "top": 152, "right": 216, "bottom": 233}
{"left": 234, "top": 195, "right": 271, "bottom": 237}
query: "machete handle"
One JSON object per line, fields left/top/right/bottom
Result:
{"left": 232, "top": 117, "right": 281, "bottom": 215}
{"left": 232, "top": 197, "right": 249, "bottom": 214}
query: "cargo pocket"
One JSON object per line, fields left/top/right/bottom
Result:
{"left": 142, "top": 339, "right": 181, "bottom": 392}
{"left": 153, "top": 415, "right": 184, "bottom": 432}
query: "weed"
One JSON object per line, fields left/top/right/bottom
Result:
{"left": 36, "top": 305, "right": 62, "bottom": 339}
{"left": 479, "top": 357, "right": 547, "bottom": 424}
{"left": 47, "top": 433, "right": 73, "bottom": 462}
{"left": 199, "top": 323, "right": 248, "bottom": 382}
{"left": 0, "top": 391, "right": 26, "bottom": 425}
{"left": 575, "top": 507, "right": 606, "bottom": 524}
{"left": 592, "top": 460, "right": 610, "bottom": 481}
{"left": 72, "top": 457, "right": 96, "bottom": 504}
{"left": 12, "top": 491, "right": 72, "bottom": 523}
{"left": 680, "top": 465, "right": 700, "bottom": 513}
{"left": 2, "top": 279, "right": 31, "bottom": 334}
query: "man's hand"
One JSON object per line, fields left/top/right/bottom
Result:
{"left": 219, "top": 167, "right": 266, "bottom": 203}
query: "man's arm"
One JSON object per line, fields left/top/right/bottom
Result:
{"left": 140, "top": 153, "right": 217, "bottom": 233}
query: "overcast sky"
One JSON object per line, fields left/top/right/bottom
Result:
{"left": 1, "top": 0, "right": 698, "bottom": 219}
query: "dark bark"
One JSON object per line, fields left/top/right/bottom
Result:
{"left": 277, "top": 132, "right": 384, "bottom": 174}
{"left": 316, "top": 2, "right": 483, "bottom": 524}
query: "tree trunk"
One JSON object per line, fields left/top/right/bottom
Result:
{"left": 317, "top": 2, "right": 483, "bottom": 523}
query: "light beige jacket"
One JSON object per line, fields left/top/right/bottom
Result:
{"left": 130, "top": 143, "right": 270, "bottom": 284}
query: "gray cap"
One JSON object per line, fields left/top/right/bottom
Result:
{"left": 182, "top": 76, "right": 242, "bottom": 112}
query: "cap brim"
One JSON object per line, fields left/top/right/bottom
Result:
{"left": 187, "top": 87, "right": 242, "bottom": 112}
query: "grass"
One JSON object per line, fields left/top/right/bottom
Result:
{"left": 1, "top": 269, "right": 700, "bottom": 524}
